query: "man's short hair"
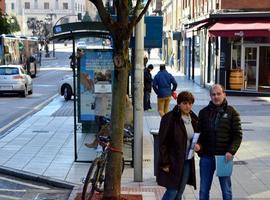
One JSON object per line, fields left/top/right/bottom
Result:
{"left": 147, "top": 64, "right": 154, "bottom": 70}
{"left": 177, "top": 91, "right": 195, "bottom": 104}
{"left": 209, "top": 84, "right": 225, "bottom": 95}
{"left": 160, "top": 64, "right": 166, "bottom": 70}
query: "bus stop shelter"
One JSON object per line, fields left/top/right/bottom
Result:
{"left": 50, "top": 22, "right": 118, "bottom": 163}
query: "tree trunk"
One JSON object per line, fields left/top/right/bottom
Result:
{"left": 103, "top": 42, "right": 129, "bottom": 200}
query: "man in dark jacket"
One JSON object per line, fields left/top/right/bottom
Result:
{"left": 153, "top": 64, "right": 177, "bottom": 116}
{"left": 194, "top": 84, "right": 242, "bottom": 200}
{"left": 144, "top": 64, "right": 154, "bottom": 111}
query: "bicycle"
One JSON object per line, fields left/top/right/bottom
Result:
{"left": 81, "top": 135, "right": 124, "bottom": 200}
{"left": 98, "top": 117, "right": 134, "bottom": 166}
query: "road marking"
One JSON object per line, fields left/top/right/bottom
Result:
{"left": 34, "top": 84, "right": 56, "bottom": 87}
{"left": 0, "top": 177, "right": 50, "bottom": 189}
{"left": 0, "top": 194, "right": 20, "bottom": 200}
{"left": 0, "top": 188, "right": 26, "bottom": 192}
{"left": 0, "top": 94, "right": 58, "bottom": 134}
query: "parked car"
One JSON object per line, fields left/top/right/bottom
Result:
{"left": 58, "top": 74, "right": 74, "bottom": 101}
{"left": 0, "top": 65, "right": 33, "bottom": 97}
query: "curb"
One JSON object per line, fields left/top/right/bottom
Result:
{"left": 67, "top": 185, "right": 82, "bottom": 200}
{"left": 0, "top": 94, "right": 59, "bottom": 138}
{"left": 0, "top": 166, "right": 77, "bottom": 190}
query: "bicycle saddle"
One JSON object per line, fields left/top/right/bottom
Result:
{"left": 98, "top": 136, "right": 111, "bottom": 143}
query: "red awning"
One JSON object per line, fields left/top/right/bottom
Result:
{"left": 186, "top": 22, "right": 208, "bottom": 38}
{"left": 209, "top": 20, "right": 270, "bottom": 37}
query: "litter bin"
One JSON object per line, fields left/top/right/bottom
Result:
{"left": 150, "top": 129, "right": 159, "bottom": 176}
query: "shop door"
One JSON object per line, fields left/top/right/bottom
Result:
{"left": 244, "top": 46, "right": 259, "bottom": 90}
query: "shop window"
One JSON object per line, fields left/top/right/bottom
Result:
{"left": 231, "top": 44, "right": 241, "bottom": 70}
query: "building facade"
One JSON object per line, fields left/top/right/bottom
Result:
{"left": 5, "top": 0, "right": 86, "bottom": 36}
{"left": 179, "top": 0, "right": 270, "bottom": 95}
{"left": 0, "top": 0, "right": 5, "bottom": 13}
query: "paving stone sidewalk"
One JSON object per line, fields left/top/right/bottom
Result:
{"left": 1, "top": 68, "right": 270, "bottom": 199}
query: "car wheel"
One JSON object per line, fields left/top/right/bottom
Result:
{"left": 63, "top": 85, "right": 72, "bottom": 101}
{"left": 28, "top": 89, "right": 33, "bottom": 95}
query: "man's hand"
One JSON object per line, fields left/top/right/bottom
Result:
{"left": 225, "top": 152, "right": 233, "bottom": 161}
{"left": 194, "top": 144, "right": 201, "bottom": 152}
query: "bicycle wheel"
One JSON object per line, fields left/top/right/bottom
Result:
{"left": 94, "top": 157, "right": 125, "bottom": 193}
{"left": 81, "top": 158, "right": 100, "bottom": 200}
{"left": 95, "top": 160, "right": 106, "bottom": 193}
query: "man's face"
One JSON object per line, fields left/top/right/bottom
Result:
{"left": 210, "top": 86, "right": 225, "bottom": 106}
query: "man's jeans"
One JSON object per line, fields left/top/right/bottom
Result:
{"left": 157, "top": 96, "right": 171, "bottom": 117}
{"left": 144, "top": 90, "right": 151, "bottom": 110}
{"left": 162, "top": 160, "right": 191, "bottom": 200}
{"left": 199, "top": 155, "right": 232, "bottom": 200}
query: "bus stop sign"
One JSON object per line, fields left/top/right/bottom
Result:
{"left": 130, "top": 16, "right": 163, "bottom": 49}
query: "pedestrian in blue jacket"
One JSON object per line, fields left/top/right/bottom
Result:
{"left": 153, "top": 64, "right": 177, "bottom": 117}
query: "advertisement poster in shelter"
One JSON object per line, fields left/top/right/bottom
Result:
{"left": 78, "top": 48, "right": 113, "bottom": 122}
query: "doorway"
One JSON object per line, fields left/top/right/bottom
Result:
{"left": 258, "top": 46, "right": 270, "bottom": 92}
{"left": 244, "top": 46, "right": 258, "bottom": 90}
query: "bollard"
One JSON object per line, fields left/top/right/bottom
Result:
{"left": 150, "top": 129, "right": 159, "bottom": 177}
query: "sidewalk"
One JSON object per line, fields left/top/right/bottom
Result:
{"left": 1, "top": 67, "right": 270, "bottom": 199}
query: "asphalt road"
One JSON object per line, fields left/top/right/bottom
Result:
{"left": 0, "top": 49, "right": 72, "bottom": 137}
{"left": 0, "top": 46, "right": 75, "bottom": 200}
{"left": 0, "top": 173, "right": 72, "bottom": 200}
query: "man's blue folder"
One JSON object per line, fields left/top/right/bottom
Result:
{"left": 215, "top": 155, "right": 233, "bottom": 177}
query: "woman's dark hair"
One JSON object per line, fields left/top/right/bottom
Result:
{"left": 177, "top": 91, "right": 195, "bottom": 104}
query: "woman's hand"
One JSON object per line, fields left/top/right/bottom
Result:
{"left": 225, "top": 152, "right": 233, "bottom": 161}
{"left": 161, "top": 165, "right": 170, "bottom": 172}
{"left": 194, "top": 144, "right": 201, "bottom": 152}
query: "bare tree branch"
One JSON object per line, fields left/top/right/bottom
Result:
{"left": 89, "top": 0, "right": 114, "bottom": 30}
{"left": 129, "top": 0, "right": 141, "bottom": 23}
{"left": 135, "top": 0, "right": 152, "bottom": 24}
{"left": 128, "top": 0, "right": 152, "bottom": 30}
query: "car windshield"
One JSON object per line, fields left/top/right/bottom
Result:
{"left": 0, "top": 67, "right": 19, "bottom": 75}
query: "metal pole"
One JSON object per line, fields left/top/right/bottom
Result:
{"left": 53, "top": 41, "right": 55, "bottom": 57}
{"left": 134, "top": 10, "right": 144, "bottom": 182}
{"left": 72, "top": 37, "right": 78, "bottom": 161}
